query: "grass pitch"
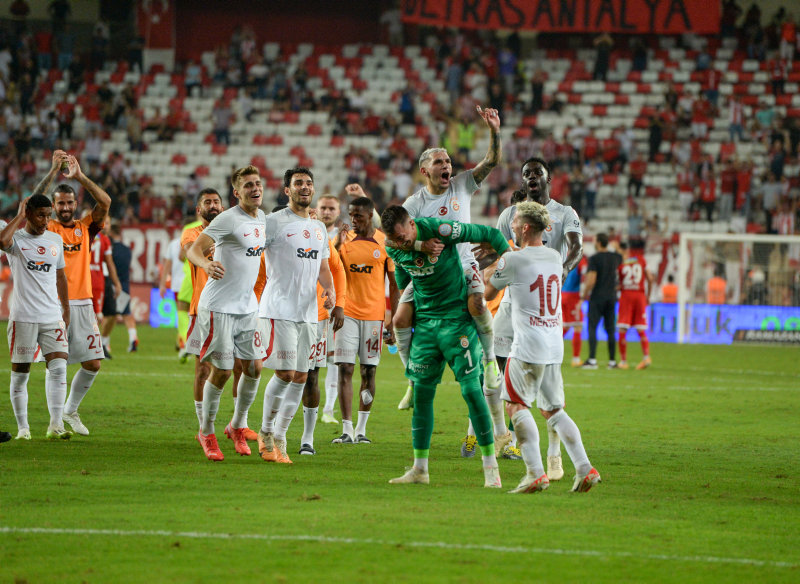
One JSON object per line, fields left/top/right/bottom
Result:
{"left": 1, "top": 323, "right": 798, "bottom": 583}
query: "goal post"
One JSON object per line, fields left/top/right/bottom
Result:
{"left": 677, "top": 233, "right": 800, "bottom": 344}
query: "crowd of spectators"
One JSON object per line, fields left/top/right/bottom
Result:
{"left": 0, "top": 3, "right": 797, "bottom": 244}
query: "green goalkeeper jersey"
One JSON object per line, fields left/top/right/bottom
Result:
{"left": 388, "top": 217, "right": 509, "bottom": 320}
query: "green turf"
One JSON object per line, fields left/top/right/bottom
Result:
{"left": 1, "top": 323, "right": 798, "bottom": 583}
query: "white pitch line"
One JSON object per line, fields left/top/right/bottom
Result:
{"left": 0, "top": 526, "right": 795, "bottom": 569}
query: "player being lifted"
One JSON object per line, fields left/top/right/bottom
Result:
{"left": 395, "top": 106, "right": 506, "bottom": 450}
{"left": 1, "top": 195, "right": 71, "bottom": 440}
{"left": 488, "top": 157, "right": 583, "bottom": 480}
{"left": 485, "top": 201, "right": 600, "bottom": 493}
{"left": 42, "top": 150, "right": 111, "bottom": 437}
{"left": 381, "top": 205, "right": 510, "bottom": 488}
{"left": 257, "top": 167, "right": 336, "bottom": 465}
{"left": 186, "top": 167, "right": 267, "bottom": 461}
{"left": 331, "top": 195, "right": 399, "bottom": 444}
{"left": 616, "top": 239, "right": 653, "bottom": 370}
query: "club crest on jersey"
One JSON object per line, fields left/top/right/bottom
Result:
{"left": 428, "top": 255, "right": 438, "bottom": 264}
{"left": 316, "top": 229, "right": 323, "bottom": 241}
{"left": 373, "top": 249, "right": 381, "bottom": 259}
{"left": 497, "top": 257, "right": 506, "bottom": 270}
{"left": 303, "top": 230, "right": 311, "bottom": 239}
{"left": 372, "top": 327, "right": 378, "bottom": 336}
{"left": 437, "top": 206, "right": 447, "bottom": 216}
{"left": 37, "top": 246, "right": 45, "bottom": 255}
{"left": 254, "top": 228, "right": 260, "bottom": 238}
{"left": 438, "top": 223, "right": 452, "bottom": 237}
{"left": 50, "top": 246, "right": 57, "bottom": 256}
{"left": 546, "top": 224, "right": 553, "bottom": 232}
{"left": 414, "top": 257, "right": 425, "bottom": 267}
{"left": 451, "top": 199, "right": 460, "bottom": 211}
{"left": 459, "top": 336, "right": 469, "bottom": 348}
{"left": 74, "top": 228, "right": 82, "bottom": 237}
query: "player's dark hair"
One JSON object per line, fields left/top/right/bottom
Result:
{"left": 196, "top": 188, "right": 221, "bottom": 206}
{"left": 350, "top": 196, "right": 374, "bottom": 213}
{"left": 51, "top": 184, "right": 75, "bottom": 201}
{"left": 380, "top": 205, "right": 409, "bottom": 236}
{"left": 596, "top": 232, "right": 609, "bottom": 248}
{"left": 510, "top": 189, "right": 526, "bottom": 204}
{"left": 27, "top": 194, "right": 53, "bottom": 211}
{"left": 109, "top": 222, "right": 122, "bottom": 236}
{"left": 271, "top": 204, "right": 287, "bottom": 213}
{"left": 521, "top": 157, "right": 551, "bottom": 178}
{"left": 284, "top": 166, "right": 314, "bottom": 188}
{"left": 619, "top": 241, "right": 628, "bottom": 251}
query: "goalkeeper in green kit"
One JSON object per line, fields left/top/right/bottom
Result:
{"left": 380, "top": 205, "right": 511, "bottom": 488}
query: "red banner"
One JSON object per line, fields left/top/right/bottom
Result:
{"left": 401, "top": 0, "right": 719, "bottom": 34}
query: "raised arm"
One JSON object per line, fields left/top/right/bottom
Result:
{"left": 471, "top": 106, "right": 502, "bottom": 185}
{"left": 0, "top": 197, "right": 26, "bottom": 250}
{"left": 63, "top": 155, "right": 111, "bottom": 225}
{"left": 32, "top": 150, "right": 69, "bottom": 197}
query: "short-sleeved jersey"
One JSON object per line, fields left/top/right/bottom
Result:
{"left": 197, "top": 206, "right": 267, "bottom": 315}
{"left": 497, "top": 198, "right": 581, "bottom": 262}
{"left": 48, "top": 214, "right": 100, "bottom": 302}
{"left": 403, "top": 170, "right": 479, "bottom": 269}
{"left": 489, "top": 245, "right": 564, "bottom": 364}
{"left": 388, "top": 217, "right": 509, "bottom": 320}
{"left": 90, "top": 232, "right": 111, "bottom": 278}
{"left": 181, "top": 224, "right": 210, "bottom": 316}
{"left": 3, "top": 229, "right": 65, "bottom": 322}
{"left": 618, "top": 255, "right": 648, "bottom": 294}
{"left": 164, "top": 238, "right": 185, "bottom": 292}
{"left": 259, "top": 207, "right": 330, "bottom": 323}
{"left": 338, "top": 229, "right": 393, "bottom": 321}
{"left": 562, "top": 256, "right": 588, "bottom": 293}
{"left": 316, "top": 240, "right": 347, "bottom": 321}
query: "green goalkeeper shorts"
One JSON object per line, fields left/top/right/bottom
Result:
{"left": 406, "top": 316, "right": 484, "bottom": 385}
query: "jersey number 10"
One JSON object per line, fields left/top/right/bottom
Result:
{"left": 529, "top": 274, "right": 561, "bottom": 316}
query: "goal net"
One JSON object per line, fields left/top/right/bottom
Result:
{"left": 676, "top": 233, "right": 800, "bottom": 344}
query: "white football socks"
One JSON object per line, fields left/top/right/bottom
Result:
{"left": 342, "top": 419, "right": 354, "bottom": 438}
{"left": 301, "top": 406, "right": 318, "bottom": 447}
{"left": 200, "top": 381, "right": 223, "bottom": 435}
{"left": 261, "top": 375, "right": 291, "bottom": 433}
{"left": 394, "top": 327, "right": 413, "bottom": 367}
{"left": 65, "top": 367, "right": 98, "bottom": 414}
{"left": 355, "top": 410, "right": 370, "bottom": 437}
{"left": 512, "top": 409, "right": 545, "bottom": 477}
{"left": 46, "top": 358, "right": 68, "bottom": 428}
{"left": 323, "top": 362, "right": 338, "bottom": 414}
{"left": 231, "top": 374, "right": 259, "bottom": 429}
{"left": 274, "top": 381, "right": 304, "bottom": 441}
{"left": 10, "top": 371, "right": 30, "bottom": 431}
{"left": 194, "top": 400, "right": 203, "bottom": 428}
{"left": 548, "top": 409, "right": 592, "bottom": 476}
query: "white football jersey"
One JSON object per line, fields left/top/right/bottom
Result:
{"left": 3, "top": 229, "right": 66, "bottom": 323}
{"left": 198, "top": 206, "right": 267, "bottom": 315}
{"left": 403, "top": 170, "right": 479, "bottom": 268}
{"left": 496, "top": 198, "right": 581, "bottom": 261}
{"left": 259, "top": 207, "right": 330, "bottom": 323}
{"left": 164, "top": 238, "right": 185, "bottom": 292}
{"left": 489, "top": 246, "right": 564, "bottom": 364}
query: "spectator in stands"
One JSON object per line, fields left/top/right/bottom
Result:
{"left": 770, "top": 55, "right": 787, "bottom": 95}
{"left": 779, "top": 13, "right": 797, "bottom": 62}
{"left": 769, "top": 141, "right": 786, "bottom": 179}
{"left": 211, "top": 99, "right": 233, "bottom": 145}
{"left": 9, "top": 0, "right": 30, "bottom": 35}
{"left": 582, "top": 155, "right": 603, "bottom": 220}
{"left": 445, "top": 57, "right": 463, "bottom": 112}
{"left": 34, "top": 27, "right": 53, "bottom": 71}
{"left": 568, "top": 166, "right": 584, "bottom": 218}
{"left": 719, "top": 161, "right": 737, "bottom": 221}
{"left": 699, "top": 171, "right": 717, "bottom": 222}
{"left": 497, "top": 44, "right": 516, "bottom": 95}
{"left": 185, "top": 60, "right": 203, "bottom": 97}
{"left": 721, "top": 1, "right": 743, "bottom": 38}
{"left": 399, "top": 83, "right": 416, "bottom": 125}
{"left": 48, "top": 0, "right": 70, "bottom": 34}
{"left": 648, "top": 113, "right": 663, "bottom": 162}
{"left": 661, "top": 274, "right": 678, "bottom": 303}
{"left": 592, "top": 32, "right": 613, "bottom": 81}
{"left": 380, "top": 3, "right": 404, "bottom": 46}
{"left": 728, "top": 95, "right": 745, "bottom": 143}
{"left": 706, "top": 267, "right": 728, "bottom": 304}
{"left": 127, "top": 35, "right": 143, "bottom": 73}
{"left": 91, "top": 19, "right": 109, "bottom": 70}
{"left": 628, "top": 152, "right": 647, "bottom": 198}
{"left": 529, "top": 69, "right": 545, "bottom": 114}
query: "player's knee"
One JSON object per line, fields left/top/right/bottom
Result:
{"left": 83, "top": 360, "right": 101, "bottom": 373}
{"left": 244, "top": 360, "right": 262, "bottom": 378}
{"left": 393, "top": 309, "right": 412, "bottom": 329}
{"left": 275, "top": 370, "right": 294, "bottom": 383}
{"left": 293, "top": 371, "right": 309, "bottom": 384}
{"left": 47, "top": 357, "right": 67, "bottom": 377}
{"left": 505, "top": 401, "right": 524, "bottom": 418}
{"left": 542, "top": 407, "right": 561, "bottom": 422}
{"left": 338, "top": 363, "right": 355, "bottom": 377}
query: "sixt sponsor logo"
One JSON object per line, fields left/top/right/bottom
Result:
{"left": 27, "top": 260, "right": 52, "bottom": 272}
{"left": 407, "top": 266, "right": 435, "bottom": 277}
{"left": 297, "top": 247, "right": 319, "bottom": 259}
{"left": 350, "top": 263, "right": 373, "bottom": 274}
{"left": 64, "top": 243, "right": 81, "bottom": 252}
{"left": 246, "top": 245, "right": 265, "bottom": 257}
